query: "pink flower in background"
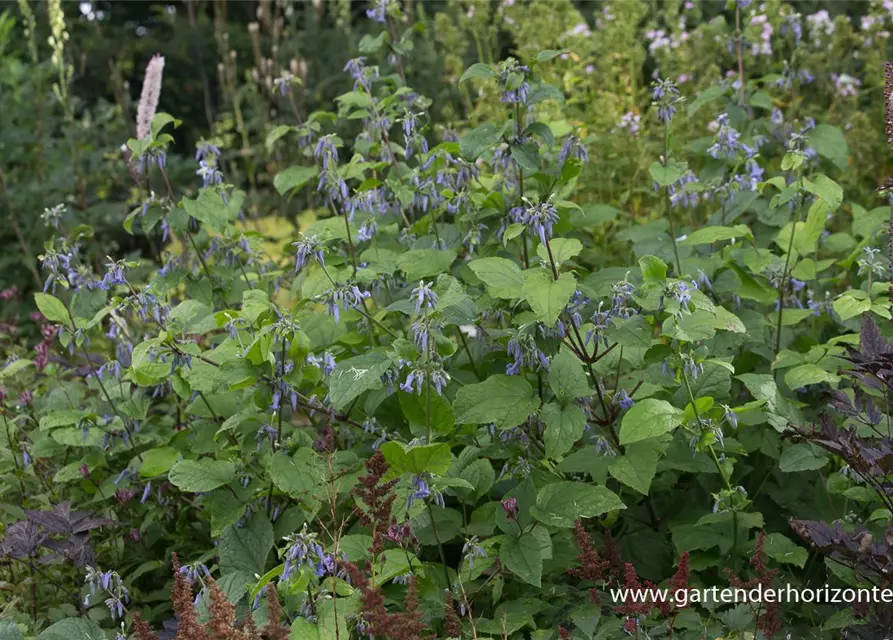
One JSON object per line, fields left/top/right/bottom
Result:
{"left": 136, "top": 54, "right": 165, "bottom": 140}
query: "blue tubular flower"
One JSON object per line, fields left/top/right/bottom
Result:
{"left": 707, "top": 113, "right": 741, "bottom": 159}
{"left": 407, "top": 475, "right": 430, "bottom": 510}
{"left": 293, "top": 234, "right": 325, "bottom": 272}
{"left": 429, "top": 365, "right": 450, "bottom": 395}
{"left": 652, "top": 77, "right": 682, "bottom": 123}
{"left": 462, "top": 536, "right": 488, "bottom": 569}
{"left": 464, "top": 223, "right": 487, "bottom": 255}
{"left": 85, "top": 567, "right": 130, "bottom": 621}
{"left": 722, "top": 404, "right": 738, "bottom": 429}
{"left": 95, "top": 258, "right": 129, "bottom": 291}
{"left": 314, "top": 135, "right": 339, "bottom": 171}
{"left": 196, "top": 159, "right": 224, "bottom": 187}
{"left": 98, "top": 360, "right": 121, "bottom": 381}
{"left": 400, "top": 368, "right": 424, "bottom": 394}
{"left": 668, "top": 279, "right": 698, "bottom": 315}
{"left": 322, "top": 285, "right": 371, "bottom": 323}
{"left": 497, "top": 58, "right": 530, "bottom": 104}
{"left": 736, "top": 158, "right": 764, "bottom": 191}
{"left": 682, "top": 354, "right": 704, "bottom": 380}
{"left": 195, "top": 140, "right": 221, "bottom": 162}
{"left": 559, "top": 135, "right": 589, "bottom": 166}
{"left": 357, "top": 218, "right": 377, "bottom": 241}
{"left": 615, "top": 388, "right": 634, "bottom": 411}
{"left": 594, "top": 436, "right": 617, "bottom": 457}
{"left": 411, "top": 317, "right": 432, "bottom": 353}
{"left": 517, "top": 198, "right": 559, "bottom": 245}
{"left": 668, "top": 171, "right": 699, "bottom": 208}
{"left": 366, "top": 0, "right": 388, "bottom": 22}
{"left": 566, "top": 290, "right": 590, "bottom": 327}
{"left": 410, "top": 280, "right": 438, "bottom": 313}
{"left": 505, "top": 332, "right": 550, "bottom": 375}
{"left": 343, "top": 57, "right": 377, "bottom": 92}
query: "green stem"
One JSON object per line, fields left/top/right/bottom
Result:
{"left": 663, "top": 121, "right": 682, "bottom": 276}
{"left": 426, "top": 501, "right": 453, "bottom": 592}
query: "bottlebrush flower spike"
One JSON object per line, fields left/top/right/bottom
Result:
{"left": 136, "top": 54, "right": 165, "bottom": 140}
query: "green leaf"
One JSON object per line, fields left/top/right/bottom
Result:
{"left": 681, "top": 225, "right": 753, "bottom": 246}
{"left": 535, "top": 49, "right": 566, "bottom": 62}
{"left": 39, "top": 410, "right": 90, "bottom": 430}
{"left": 604, "top": 314, "right": 652, "bottom": 349}
{"left": 531, "top": 482, "right": 625, "bottom": 528}
{"left": 500, "top": 534, "right": 542, "bottom": 587}
{"left": 802, "top": 174, "right": 843, "bottom": 210}
{"left": 0, "top": 621, "right": 23, "bottom": 640}
{"left": 455, "top": 458, "right": 495, "bottom": 503}
{"left": 396, "top": 249, "right": 456, "bottom": 280}
{"left": 537, "top": 238, "right": 582, "bottom": 265}
{"left": 328, "top": 351, "right": 392, "bottom": 410}
{"left": 619, "top": 399, "right": 684, "bottom": 445}
{"left": 522, "top": 270, "right": 576, "bottom": 327}
{"left": 686, "top": 84, "right": 725, "bottom": 117}
{"left": 459, "top": 62, "right": 496, "bottom": 83}
{"left": 219, "top": 513, "right": 273, "bottom": 576}
{"left": 140, "top": 447, "right": 181, "bottom": 478}
{"left": 541, "top": 402, "right": 586, "bottom": 458}
{"left": 609, "top": 442, "right": 660, "bottom": 495}
{"left": 150, "top": 112, "right": 180, "bottom": 138}
{"left": 784, "top": 364, "right": 838, "bottom": 389}
{"left": 38, "top": 619, "right": 105, "bottom": 640}
{"left": 453, "top": 375, "right": 539, "bottom": 429}
{"left": 833, "top": 292, "right": 871, "bottom": 320}
{"left": 34, "top": 293, "right": 71, "bottom": 328}
{"left": 762, "top": 533, "right": 808, "bottom": 568}
{"left": 648, "top": 161, "right": 686, "bottom": 187}
{"left": 265, "top": 124, "right": 292, "bottom": 149}
{"left": 779, "top": 443, "right": 829, "bottom": 472}
{"left": 379, "top": 441, "right": 452, "bottom": 475}
{"left": 168, "top": 459, "right": 235, "bottom": 493}
{"left": 527, "top": 82, "right": 565, "bottom": 105}
{"left": 468, "top": 257, "right": 525, "bottom": 299}
{"left": 274, "top": 165, "right": 318, "bottom": 196}
{"left": 749, "top": 90, "right": 774, "bottom": 110}
{"left": 183, "top": 189, "right": 233, "bottom": 233}
{"left": 570, "top": 203, "right": 620, "bottom": 228}
{"left": 398, "top": 391, "right": 455, "bottom": 435}
{"left": 511, "top": 141, "right": 541, "bottom": 172}
{"left": 204, "top": 490, "right": 246, "bottom": 537}
{"left": 460, "top": 123, "right": 502, "bottom": 160}
{"left": 638, "top": 255, "right": 668, "bottom": 282}
{"left": 270, "top": 449, "right": 323, "bottom": 500}
{"left": 714, "top": 307, "right": 746, "bottom": 334}
{"left": 548, "top": 348, "right": 590, "bottom": 401}
{"left": 779, "top": 198, "right": 828, "bottom": 256}
{"left": 168, "top": 299, "right": 217, "bottom": 334}
{"left": 411, "top": 505, "right": 462, "bottom": 546}
{"left": 662, "top": 310, "right": 716, "bottom": 342}
{"left": 0, "top": 358, "right": 33, "bottom": 379}
{"left": 808, "top": 124, "right": 849, "bottom": 171}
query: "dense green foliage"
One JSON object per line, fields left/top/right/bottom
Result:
{"left": 6, "top": 1, "right": 893, "bottom": 639}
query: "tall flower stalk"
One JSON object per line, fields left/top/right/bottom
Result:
{"left": 136, "top": 55, "right": 165, "bottom": 140}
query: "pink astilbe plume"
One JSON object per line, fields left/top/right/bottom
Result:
{"left": 137, "top": 54, "right": 165, "bottom": 139}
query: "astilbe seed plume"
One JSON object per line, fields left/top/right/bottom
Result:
{"left": 724, "top": 532, "right": 781, "bottom": 637}
{"left": 568, "top": 521, "right": 611, "bottom": 604}
{"left": 886, "top": 60, "right": 893, "bottom": 314}
{"left": 171, "top": 553, "right": 205, "bottom": 640}
{"left": 342, "top": 560, "right": 432, "bottom": 640}
{"left": 353, "top": 450, "right": 398, "bottom": 555}
{"left": 442, "top": 594, "right": 461, "bottom": 638}
{"left": 135, "top": 554, "right": 288, "bottom": 640}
